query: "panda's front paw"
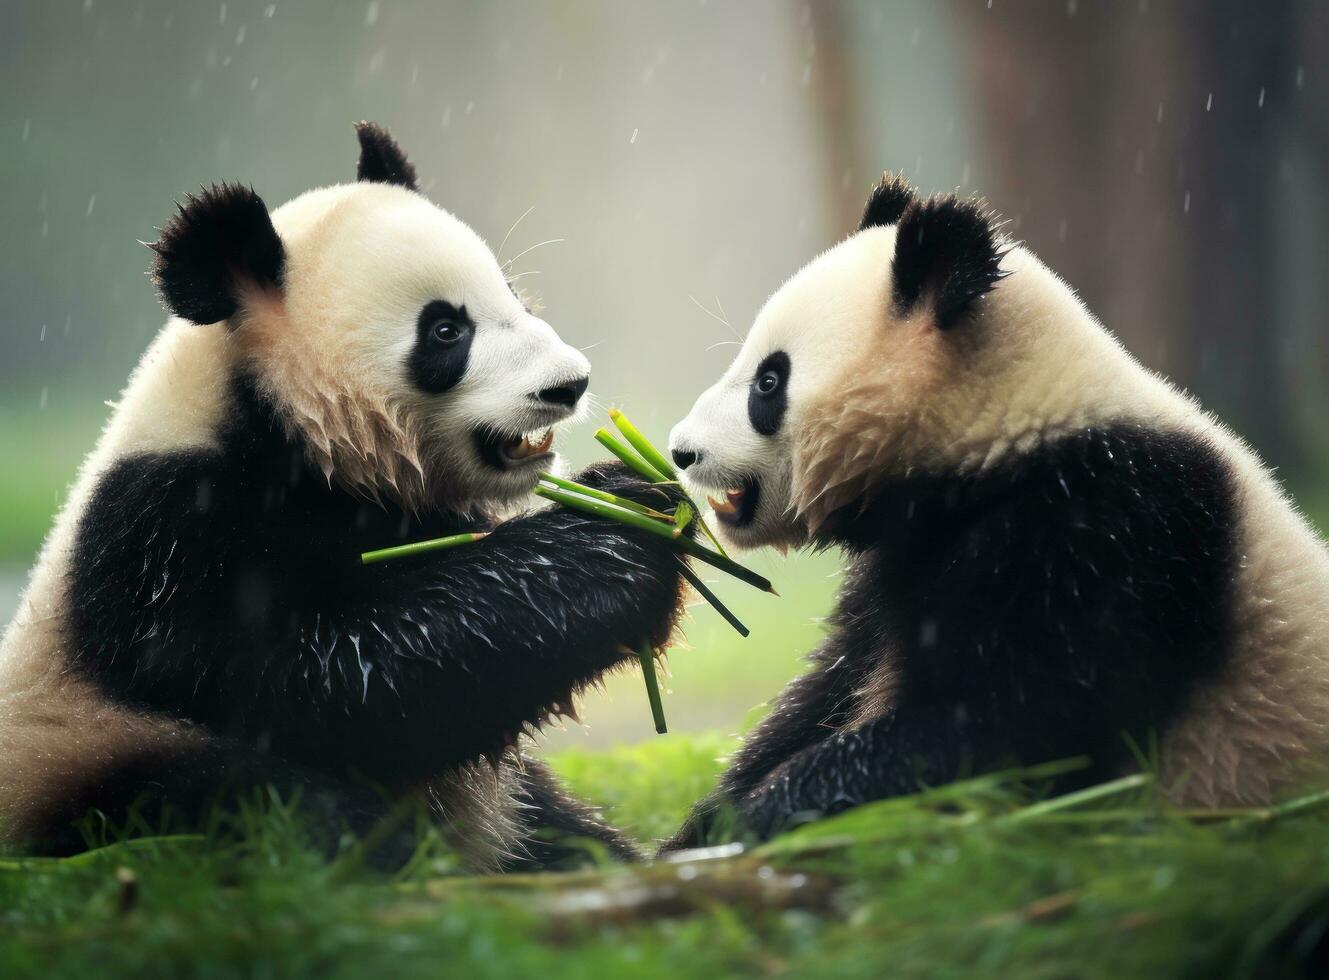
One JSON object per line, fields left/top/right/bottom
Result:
{"left": 655, "top": 790, "right": 755, "bottom": 855}
{"left": 573, "top": 460, "right": 692, "bottom": 522}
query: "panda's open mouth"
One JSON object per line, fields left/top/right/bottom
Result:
{"left": 706, "top": 477, "right": 760, "bottom": 528}
{"left": 474, "top": 427, "right": 556, "bottom": 470}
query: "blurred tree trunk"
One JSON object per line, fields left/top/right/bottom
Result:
{"left": 957, "top": 0, "right": 1314, "bottom": 473}
{"left": 807, "top": 0, "right": 868, "bottom": 237}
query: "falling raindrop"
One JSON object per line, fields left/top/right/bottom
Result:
{"left": 1205, "top": 92, "right": 1213, "bottom": 111}
{"left": 21, "top": 119, "right": 30, "bottom": 142}
{"left": 263, "top": 4, "right": 276, "bottom": 17}
{"left": 85, "top": 194, "right": 96, "bottom": 217}
{"left": 365, "top": 1, "right": 379, "bottom": 26}
{"left": 629, "top": 127, "right": 639, "bottom": 145}
{"left": 1183, "top": 190, "right": 1191, "bottom": 213}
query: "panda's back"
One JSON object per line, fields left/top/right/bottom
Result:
{"left": 1159, "top": 420, "right": 1329, "bottom": 806}
{"left": 0, "top": 321, "right": 232, "bottom": 840}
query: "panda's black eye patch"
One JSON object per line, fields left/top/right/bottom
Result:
{"left": 410, "top": 300, "right": 475, "bottom": 394}
{"left": 748, "top": 350, "right": 790, "bottom": 436}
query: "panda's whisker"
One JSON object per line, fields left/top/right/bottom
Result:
{"left": 505, "top": 270, "right": 542, "bottom": 282}
{"left": 495, "top": 204, "right": 535, "bottom": 264}
{"left": 687, "top": 294, "right": 739, "bottom": 339}
{"left": 501, "top": 237, "right": 565, "bottom": 271}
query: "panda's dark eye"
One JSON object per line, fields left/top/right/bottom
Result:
{"left": 410, "top": 300, "right": 475, "bottom": 395}
{"left": 431, "top": 319, "right": 463, "bottom": 345}
{"left": 754, "top": 368, "right": 782, "bottom": 397}
{"left": 748, "top": 350, "right": 790, "bottom": 436}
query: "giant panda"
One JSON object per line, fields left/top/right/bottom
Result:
{"left": 0, "top": 123, "right": 693, "bottom": 869}
{"left": 662, "top": 173, "right": 1329, "bottom": 848}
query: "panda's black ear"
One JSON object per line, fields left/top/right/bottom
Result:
{"left": 858, "top": 172, "right": 916, "bottom": 231}
{"left": 148, "top": 183, "right": 285, "bottom": 326}
{"left": 891, "top": 195, "right": 1006, "bottom": 330}
{"left": 354, "top": 121, "right": 418, "bottom": 191}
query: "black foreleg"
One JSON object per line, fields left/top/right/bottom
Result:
{"left": 506, "top": 758, "right": 640, "bottom": 870}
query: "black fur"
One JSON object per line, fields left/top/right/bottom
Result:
{"left": 354, "top": 121, "right": 418, "bottom": 191}
{"left": 409, "top": 300, "right": 476, "bottom": 394}
{"left": 748, "top": 350, "right": 791, "bottom": 437}
{"left": 506, "top": 759, "right": 640, "bottom": 869}
{"left": 30, "top": 738, "right": 417, "bottom": 865}
{"left": 62, "top": 373, "right": 691, "bottom": 854}
{"left": 663, "top": 425, "right": 1239, "bottom": 849}
{"left": 892, "top": 195, "right": 1006, "bottom": 330}
{"left": 148, "top": 184, "right": 285, "bottom": 325}
{"left": 858, "top": 172, "right": 916, "bottom": 231}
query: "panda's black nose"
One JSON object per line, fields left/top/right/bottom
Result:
{"left": 671, "top": 448, "right": 700, "bottom": 470}
{"left": 536, "top": 376, "right": 589, "bottom": 407}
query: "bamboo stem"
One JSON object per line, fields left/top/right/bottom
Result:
{"left": 533, "top": 486, "right": 681, "bottom": 540}
{"left": 594, "top": 429, "right": 667, "bottom": 482}
{"left": 607, "top": 408, "right": 730, "bottom": 558}
{"left": 609, "top": 407, "right": 678, "bottom": 480}
{"left": 636, "top": 641, "right": 668, "bottom": 734}
{"left": 677, "top": 559, "right": 750, "bottom": 637}
{"left": 361, "top": 531, "right": 488, "bottom": 565}
{"left": 674, "top": 535, "right": 777, "bottom": 595}
{"left": 538, "top": 473, "right": 673, "bottom": 522}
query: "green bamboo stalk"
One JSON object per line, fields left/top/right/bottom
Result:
{"left": 594, "top": 428, "right": 669, "bottom": 482}
{"left": 609, "top": 407, "right": 678, "bottom": 480}
{"left": 675, "top": 534, "right": 777, "bottom": 595}
{"left": 533, "top": 486, "right": 682, "bottom": 540}
{"left": 538, "top": 473, "right": 673, "bottom": 522}
{"left": 361, "top": 531, "right": 488, "bottom": 565}
{"left": 637, "top": 641, "right": 668, "bottom": 734}
{"left": 607, "top": 408, "right": 731, "bottom": 559}
{"left": 674, "top": 501, "right": 694, "bottom": 533}
{"left": 536, "top": 481, "right": 773, "bottom": 593}
{"left": 677, "top": 559, "right": 749, "bottom": 637}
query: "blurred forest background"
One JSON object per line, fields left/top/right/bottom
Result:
{"left": 3, "top": 0, "right": 1327, "bottom": 749}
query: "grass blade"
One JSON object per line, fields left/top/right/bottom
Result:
{"left": 677, "top": 559, "right": 749, "bottom": 637}
{"left": 361, "top": 531, "right": 488, "bottom": 565}
{"left": 1002, "top": 773, "right": 1153, "bottom": 824}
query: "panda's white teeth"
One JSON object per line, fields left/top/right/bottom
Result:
{"left": 500, "top": 429, "right": 555, "bottom": 462}
{"left": 707, "top": 487, "right": 745, "bottom": 522}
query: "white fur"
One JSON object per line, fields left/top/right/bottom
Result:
{"left": 671, "top": 222, "right": 1329, "bottom": 806}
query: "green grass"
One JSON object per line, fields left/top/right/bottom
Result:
{"left": 4, "top": 745, "right": 1329, "bottom": 979}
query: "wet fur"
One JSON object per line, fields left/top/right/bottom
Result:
{"left": 664, "top": 176, "right": 1329, "bottom": 850}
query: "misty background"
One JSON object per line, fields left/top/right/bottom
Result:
{"left": 3, "top": 0, "right": 1327, "bottom": 748}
